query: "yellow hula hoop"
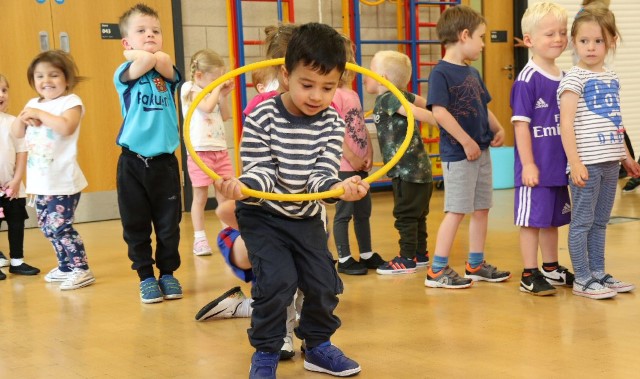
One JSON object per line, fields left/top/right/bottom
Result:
{"left": 183, "top": 58, "right": 415, "bottom": 201}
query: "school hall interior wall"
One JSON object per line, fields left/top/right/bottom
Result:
{"left": 179, "top": 0, "right": 473, "bottom": 183}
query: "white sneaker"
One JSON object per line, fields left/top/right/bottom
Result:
{"left": 280, "top": 334, "right": 295, "bottom": 360}
{"left": 195, "top": 286, "right": 253, "bottom": 321}
{"left": 279, "top": 299, "right": 297, "bottom": 360}
{"left": 572, "top": 278, "right": 616, "bottom": 300}
{"left": 599, "top": 274, "right": 635, "bottom": 293}
{"left": 44, "top": 267, "right": 72, "bottom": 283}
{"left": 0, "top": 252, "right": 9, "bottom": 268}
{"left": 59, "top": 268, "right": 96, "bottom": 290}
{"left": 193, "top": 238, "right": 212, "bottom": 256}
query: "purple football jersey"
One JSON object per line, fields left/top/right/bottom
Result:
{"left": 510, "top": 60, "right": 568, "bottom": 187}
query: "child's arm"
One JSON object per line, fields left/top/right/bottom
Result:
{"left": 342, "top": 141, "right": 365, "bottom": 171}
{"left": 622, "top": 144, "right": 640, "bottom": 178}
{"left": 17, "top": 106, "right": 82, "bottom": 137}
{"left": 513, "top": 121, "right": 539, "bottom": 187}
{"left": 488, "top": 109, "right": 505, "bottom": 147}
{"left": 153, "top": 51, "right": 176, "bottom": 80}
{"left": 363, "top": 131, "right": 374, "bottom": 171}
{"left": 121, "top": 50, "right": 157, "bottom": 81}
{"left": 432, "top": 105, "right": 480, "bottom": 161}
{"left": 219, "top": 81, "right": 234, "bottom": 121}
{"left": 396, "top": 94, "right": 437, "bottom": 125}
{"left": 4, "top": 151, "right": 26, "bottom": 200}
{"left": 559, "top": 90, "right": 588, "bottom": 187}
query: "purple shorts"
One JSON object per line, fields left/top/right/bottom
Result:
{"left": 514, "top": 186, "right": 571, "bottom": 228}
{"left": 187, "top": 150, "right": 234, "bottom": 187}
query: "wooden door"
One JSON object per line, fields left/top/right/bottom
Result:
{"left": 0, "top": 1, "right": 53, "bottom": 116}
{"left": 50, "top": 0, "right": 176, "bottom": 193}
{"left": 0, "top": 0, "right": 177, "bottom": 223}
{"left": 482, "top": 0, "right": 515, "bottom": 146}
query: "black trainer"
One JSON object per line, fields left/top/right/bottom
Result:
{"left": 9, "top": 262, "right": 41, "bottom": 276}
{"left": 520, "top": 270, "right": 557, "bottom": 296}
{"left": 360, "top": 252, "right": 386, "bottom": 269}
{"left": 622, "top": 177, "right": 640, "bottom": 193}
{"left": 0, "top": 269, "right": 6, "bottom": 280}
{"left": 337, "top": 257, "right": 367, "bottom": 275}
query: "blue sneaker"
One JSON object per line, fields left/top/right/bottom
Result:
{"left": 304, "top": 341, "right": 361, "bottom": 376}
{"left": 140, "top": 278, "right": 163, "bottom": 304}
{"left": 158, "top": 275, "right": 183, "bottom": 300}
{"left": 249, "top": 351, "right": 279, "bottom": 379}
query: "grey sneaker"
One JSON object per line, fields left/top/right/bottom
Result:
{"left": 425, "top": 266, "right": 473, "bottom": 289}
{"left": 599, "top": 274, "right": 635, "bottom": 293}
{"left": 573, "top": 278, "right": 617, "bottom": 299}
{"left": 464, "top": 261, "right": 511, "bottom": 282}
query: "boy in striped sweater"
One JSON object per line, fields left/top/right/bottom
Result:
{"left": 215, "top": 23, "right": 366, "bottom": 378}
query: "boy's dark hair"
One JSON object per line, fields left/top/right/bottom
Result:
{"left": 27, "top": 50, "right": 84, "bottom": 95}
{"left": 119, "top": 3, "right": 160, "bottom": 36}
{"left": 284, "top": 23, "right": 346, "bottom": 75}
{"left": 436, "top": 5, "right": 486, "bottom": 46}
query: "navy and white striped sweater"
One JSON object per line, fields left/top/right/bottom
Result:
{"left": 239, "top": 95, "right": 345, "bottom": 218}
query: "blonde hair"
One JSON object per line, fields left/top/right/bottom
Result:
{"left": 572, "top": 2, "right": 620, "bottom": 53}
{"left": 0, "top": 74, "right": 8, "bottom": 88}
{"left": 27, "top": 50, "right": 84, "bottom": 96}
{"left": 373, "top": 50, "right": 412, "bottom": 89}
{"left": 119, "top": 3, "right": 159, "bottom": 37}
{"left": 521, "top": 2, "right": 567, "bottom": 35}
{"left": 184, "top": 49, "right": 225, "bottom": 105}
{"left": 339, "top": 34, "right": 356, "bottom": 86}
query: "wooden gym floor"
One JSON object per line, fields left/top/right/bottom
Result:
{"left": 1, "top": 182, "right": 640, "bottom": 378}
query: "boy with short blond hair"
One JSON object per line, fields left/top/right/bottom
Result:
{"left": 511, "top": 2, "right": 575, "bottom": 296}
{"left": 365, "top": 50, "right": 436, "bottom": 275}
{"left": 426, "top": 5, "right": 510, "bottom": 288}
{"left": 114, "top": 3, "right": 183, "bottom": 304}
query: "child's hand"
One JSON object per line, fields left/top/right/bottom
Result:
{"left": 463, "top": 139, "right": 481, "bottom": 161}
{"left": 622, "top": 157, "right": 640, "bottom": 178}
{"left": 521, "top": 163, "right": 539, "bottom": 187}
{"left": 220, "top": 80, "right": 235, "bottom": 96}
{"left": 490, "top": 128, "right": 505, "bottom": 147}
{"left": 4, "top": 180, "right": 19, "bottom": 200}
{"left": 348, "top": 155, "right": 366, "bottom": 171}
{"left": 214, "top": 175, "right": 248, "bottom": 200}
{"left": 569, "top": 161, "right": 589, "bottom": 187}
{"left": 333, "top": 176, "right": 370, "bottom": 201}
{"left": 363, "top": 158, "right": 373, "bottom": 172}
{"left": 18, "top": 108, "right": 42, "bottom": 126}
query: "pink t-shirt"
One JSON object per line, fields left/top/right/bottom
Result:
{"left": 243, "top": 91, "right": 279, "bottom": 116}
{"left": 333, "top": 87, "right": 369, "bottom": 171}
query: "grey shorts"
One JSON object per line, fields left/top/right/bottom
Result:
{"left": 442, "top": 149, "right": 493, "bottom": 214}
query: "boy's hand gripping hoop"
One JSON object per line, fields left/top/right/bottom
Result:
{"left": 184, "top": 58, "right": 415, "bottom": 201}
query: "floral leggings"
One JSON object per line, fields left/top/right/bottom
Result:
{"left": 35, "top": 194, "right": 89, "bottom": 270}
